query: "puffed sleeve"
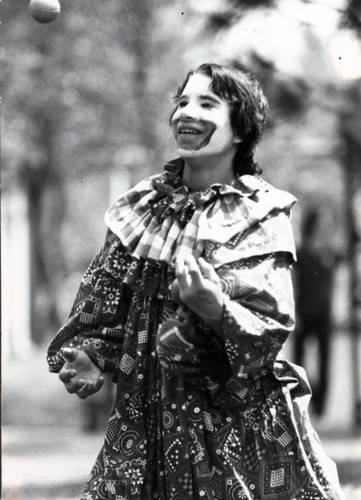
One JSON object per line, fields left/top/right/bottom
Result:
{"left": 47, "top": 230, "right": 132, "bottom": 382}
{"left": 218, "top": 252, "right": 295, "bottom": 387}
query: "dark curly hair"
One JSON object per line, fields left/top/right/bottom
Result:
{"left": 171, "top": 63, "right": 269, "bottom": 176}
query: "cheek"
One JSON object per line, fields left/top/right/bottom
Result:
{"left": 169, "top": 108, "right": 177, "bottom": 127}
{"left": 170, "top": 114, "right": 178, "bottom": 138}
{"left": 209, "top": 123, "right": 234, "bottom": 148}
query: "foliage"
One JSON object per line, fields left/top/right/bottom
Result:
{"left": 341, "top": 0, "right": 361, "bottom": 34}
{"left": 3, "top": 0, "right": 359, "bottom": 342}
{"left": 205, "top": 0, "right": 361, "bottom": 35}
{"left": 2, "top": 0, "right": 170, "bottom": 339}
{"left": 3, "top": 0, "right": 151, "bottom": 184}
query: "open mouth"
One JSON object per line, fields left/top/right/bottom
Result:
{"left": 178, "top": 127, "right": 202, "bottom": 135}
{"left": 173, "top": 120, "right": 216, "bottom": 151}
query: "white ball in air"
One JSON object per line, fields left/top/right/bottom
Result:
{"left": 29, "top": 0, "right": 61, "bottom": 24}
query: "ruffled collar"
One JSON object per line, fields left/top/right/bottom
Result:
{"left": 148, "top": 158, "right": 260, "bottom": 227}
{"left": 105, "top": 158, "right": 296, "bottom": 266}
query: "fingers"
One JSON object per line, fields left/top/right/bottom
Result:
{"left": 65, "top": 379, "right": 86, "bottom": 394}
{"left": 59, "top": 368, "right": 77, "bottom": 383}
{"left": 59, "top": 348, "right": 81, "bottom": 386}
{"left": 59, "top": 370, "right": 85, "bottom": 393}
{"left": 76, "top": 377, "right": 105, "bottom": 399}
{"left": 175, "top": 255, "right": 203, "bottom": 288}
{"left": 61, "top": 347, "right": 79, "bottom": 363}
{"left": 198, "top": 257, "right": 219, "bottom": 282}
{"left": 184, "top": 255, "right": 203, "bottom": 286}
{"left": 175, "top": 255, "right": 217, "bottom": 286}
{"left": 60, "top": 372, "right": 104, "bottom": 398}
{"left": 175, "top": 255, "right": 190, "bottom": 288}
{"left": 76, "top": 382, "right": 91, "bottom": 399}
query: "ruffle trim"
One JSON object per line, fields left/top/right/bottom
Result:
{"left": 105, "top": 158, "right": 297, "bottom": 266}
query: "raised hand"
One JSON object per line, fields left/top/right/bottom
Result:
{"left": 58, "top": 347, "right": 104, "bottom": 399}
{"left": 172, "top": 255, "right": 224, "bottom": 333}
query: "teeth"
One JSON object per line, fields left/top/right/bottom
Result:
{"left": 180, "top": 129, "right": 200, "bottom": 134}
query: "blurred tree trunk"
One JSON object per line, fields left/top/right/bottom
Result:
{"left": 115, "top": 0, "right": 156, "bottom": 158}
{"left": 129, "top": 0, "right": 154, "bottom": 150}
{"left": 340, "top": 80, "right": 361, "bottom": 426}
{"left": 21, "top": 130, "right": 66, "bottom": 344}
{"left": 24, "top": 164, "right": 61, "bottom": 343}
{"left": 22, "top": 26, "right": 67, "bottom": 343}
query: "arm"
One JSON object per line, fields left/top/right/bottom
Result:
{"left": 47, "top": 230, "right": 131, "bottom": 389}
{"left": 174, "top": 253, "right": 295, "bottom": 380}
{"left": 219, "top": 253, "right": 295, "bottom": 380}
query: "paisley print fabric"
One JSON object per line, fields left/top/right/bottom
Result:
{"left": 47, "top": 160, "right": 344, "bottom": 499}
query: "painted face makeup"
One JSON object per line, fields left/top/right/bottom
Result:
{"left": 176, "top": 120, "right": 216, "bottom": 151}
{"left": 171, "top": 73, "right": 239, "bottom": 159}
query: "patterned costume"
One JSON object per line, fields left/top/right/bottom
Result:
{"left": 47, "top": 159, "right": 344, "bottom": 500}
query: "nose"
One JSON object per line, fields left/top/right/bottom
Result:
{"left": 174, "top": 102, "right": 199, "bottom": 122}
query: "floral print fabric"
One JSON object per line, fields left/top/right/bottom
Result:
{"left": 47, "top": 161, "right": 344, "bottom": 499}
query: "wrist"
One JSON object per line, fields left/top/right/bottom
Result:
{"left": 198, "top": 295, "right": 225, "bottom": 334}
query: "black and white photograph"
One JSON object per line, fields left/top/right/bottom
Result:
{"left": 2, "top": 0, "right": 361, "bottom": 499}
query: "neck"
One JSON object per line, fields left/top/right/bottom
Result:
{"left": 182, "top": 150, "right": 236, "bottom": 191}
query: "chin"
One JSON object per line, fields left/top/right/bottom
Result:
{"left": 177, "top": 147, "right": 207, "bottom": 159}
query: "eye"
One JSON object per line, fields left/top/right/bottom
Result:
{"left": 201, "top": 102, "right": 214, "bottom": 109}
{"left": 177, "top": 99, "right": 188, "bottom": 108}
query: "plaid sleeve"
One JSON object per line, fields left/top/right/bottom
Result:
{"left": 219, "top": 253, "right": 295, "bottom": 384}
{"left": 46, "top": 230, "right": 130, "bottom": 382}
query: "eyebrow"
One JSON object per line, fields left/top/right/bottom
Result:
{"left": 199, "top": 94, "right": 221, "bottom": 104}
{"left": 175, "top": 94, "right": 221, "bottom": 104}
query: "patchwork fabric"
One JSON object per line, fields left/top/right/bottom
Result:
{"left": 261, "top": 458, "right": 295, "bottom": 499}
{"left": 104, "top": 158, "right": 297, "bottom": 267}
{"left": 47, "top": 161, "right": 344, "bottom": 499}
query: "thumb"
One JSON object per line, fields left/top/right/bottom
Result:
{"left": 62, "top": 347, "right": 79, "bottom": 363}
{"left": 198, "top": 258, "right": 218, "bottom": 282}
{"left": 95, "top": 377, "right": 105, "bottom": 391}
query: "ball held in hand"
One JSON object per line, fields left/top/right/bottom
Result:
{"left": 29, "top": 0, "right": 61, "bottom": 24}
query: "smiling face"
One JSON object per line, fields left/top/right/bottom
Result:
{"left": 171, "top": 73, "right": 240, "bottom": 160}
